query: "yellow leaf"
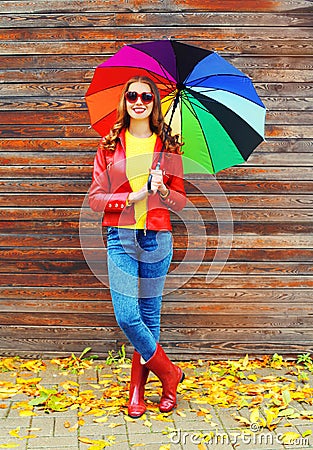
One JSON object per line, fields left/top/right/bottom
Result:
{"left": 242, "top": 354, "right": 249, "bottom": 369}
{"left": 153, "top": 414, "right": 173, "bottom": 422}
{"left": 247, "top": 374, "right": 258, "bottom": 382}
{"left": 159, "top": 445, "right": 171, "bottom": 450}
{"left": 22, "top": 434, "right": 37, "bottom": 440}
{"left": 233, "top": 416, "right": 251, "bottom": 427}
{"left": 93, "top": 417, "right": 108, "bottom": 423}
{"left": 124, "top": 415, "right": 136, "bottom": 422}
{"left": 16, "top": 377, "right": 41, "bottom": 385}
{"left": 68, "top": 422, "right": 80, "bottom": 432}
{"left": 199, "top": 407, "right": 211, "bottom": 414}
{"left": 264, "top": 408, "right": 278, "bottom": 427}
{"left": 0, "top": 444, "right": 20, "bottom": 448}
{"left": 9, "top": 427, "right": 20, "bottom": 438}
{"left": 143, "top": 420, "right": 152, "bottom": 428}
{"left": 19, "top": 410, "right": 37, "bottom": 417}
{"left": 108, "top": 423, "right": 122, "bottom": 428}
{"left": 302, "top": 430, "right": 312, "bottom": 437}
{"left": 198, "top": 443, "right": 207, "bottom": 450}
{"left": 60, "top": 381, "right": 79, "bottom": 390}
{"left": 277, "top": 408, "right": 294, "bottom": 417}
{"left": 78, "top": 437, "right": 95, "bottom": 445}
{"left": 250, "top": 408, "right": 259, "bottom": 425}
{"left": 281, "top": 432, "right": 301, "bottom": 444}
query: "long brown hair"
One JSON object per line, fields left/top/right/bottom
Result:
{"left": 100, "top": 76, "right": 183, "bottom": 154}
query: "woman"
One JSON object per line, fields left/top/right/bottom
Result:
{"left": 88, "top": 76, "right": 186, "bottom": 417}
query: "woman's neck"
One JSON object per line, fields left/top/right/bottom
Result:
{"left": 128, "top": 119, "right": 152, "bottom": 138}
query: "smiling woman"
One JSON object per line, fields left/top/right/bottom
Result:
{"left": 88, "top": 75, "right": 186, "bottom": 417}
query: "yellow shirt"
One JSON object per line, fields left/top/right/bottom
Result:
{"left": 119, "top": 129, "right": 156, "bottom": 229}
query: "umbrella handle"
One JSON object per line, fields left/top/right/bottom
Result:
{"left": 147, "top": 162, "right": 161, "bottom": 194}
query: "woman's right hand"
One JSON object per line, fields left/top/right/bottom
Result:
{"left": 127, "top": 185, "right": 149, "bottom": 205}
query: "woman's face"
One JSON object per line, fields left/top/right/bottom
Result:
{"left": 125, "top": 81, "right": 154, "bottom": 121}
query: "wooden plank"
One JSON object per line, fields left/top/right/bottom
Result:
{"left": 1, "top": 248, "right": 312, "bottom": 263}
{"left": 0, "top": 287, "right": 312, "bottom": 303}
{"left": 4, "top": 300, "right": 313, "bottom": 318}
{"left": 0, "top": 139, "right": 311, "bottom": 154}
{"left": 0, "top": 180, "right": 312, "bottom": 195}
{"left": 0, "top": 311, "right": 312, "bottom": 327}
{"left": 1, "top": 261, "right": 312, "bottom": 276}
{"left": 1, "top": 68, "right": 312, "bottom": 84}
{"left": 0, "top": 273, "right": 311, "bottom": 289}
{"left": 1, "top": 82, "right": 311, "bottom": 97}
{"left": 2, "top": 193, "right": 313, "bottom": 209}
{"left": 0, "top": 220, "right": 312, "bottom": 236}
{"left": 1, "top": 206, "right": 313, "bottom": 222}
{"left": 1, "top": 96, "right": 312, "bottom": 112}
{"left": 2, "top": 166, "right": 313, "bottom": 181}
{"left": 1, "top": 40, "right": 311, "bottom": 56}
{"left": 2, "top": 27, "right": 312, "bottom": 41}
{"left": 0, "top": 124, "right": 311, "bottom": 139}
{"left": 2, "top": 326, "right": 312, "bottom": 345}
{"left": 0, "top": 12, "right": 312, "bottom": 28}
{"left": 2, "top": 299, "right": 313, "bottom": 317}
{"left": 1, "top": 12, "right": 312, "bottom": 29}
{"left": 1, "top": 54, "right": 312, "bottom": 70}
{"left": 0, "top": 0, "right": 311, "bottom": 14}
{"left": 0, "top": 110, "right": 312, "bottom": 126}
{"left": 0, "top": 233, "right": 312, "bottom": 249}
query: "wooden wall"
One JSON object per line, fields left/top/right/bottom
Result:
{"left": 0, "top": 0, "right": 312, "bottom": 360}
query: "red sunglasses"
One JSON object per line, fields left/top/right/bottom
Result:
{"left": 125, "top": 91, "right": 154, "bottom": 105}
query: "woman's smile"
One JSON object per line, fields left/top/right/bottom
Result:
{"left": 132, "top": 106, "right": 146, "bottom": 114}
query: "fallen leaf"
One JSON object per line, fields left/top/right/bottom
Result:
{"left": 281, "top": 431, "right": 301, "bottom": 444}
{"left": 94, "top": 417, "right": 109, "bottom": 423}
{"left": 0, "top": 444, "right": 20, "bottom": 448}
{"left": 108, "top": 423, "right": 122, "bottom": 428}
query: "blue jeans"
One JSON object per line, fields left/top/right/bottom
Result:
{"left": 106, "top": 227, "right": 173, "bottom": 361}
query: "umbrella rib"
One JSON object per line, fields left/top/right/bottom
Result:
{"left": 187, "top": 73, "right": 247, "bottom": 87}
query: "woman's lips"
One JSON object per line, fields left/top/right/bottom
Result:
{"left": 132, "top": 107, "right": 146, "bottom": 114}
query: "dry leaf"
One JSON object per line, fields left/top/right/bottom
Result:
{"left": 108, "top": 423, "right": 122, "bottom": 428}
{"left": 281, "top": 431, "right": 301, "bottom": 444}
{"left": 0, "top": 444, "right": 20, "bottom": 448}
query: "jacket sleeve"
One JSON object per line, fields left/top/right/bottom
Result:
{"left": 160, "top": 153, "right": 186, "bottom": 212}
{"left": 88, "top": 143, "right": 129, "bottom": 213}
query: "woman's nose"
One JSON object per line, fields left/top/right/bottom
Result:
{"left": 135, "top": 96, "right": 143, "bottom": 105}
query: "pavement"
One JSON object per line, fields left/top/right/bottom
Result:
{"left": 0, "top": 356, "right": 313, "bottom": 450}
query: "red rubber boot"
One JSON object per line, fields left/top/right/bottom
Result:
{"left": 145, "top": 343, "right": 185, "bottom": 413}
{"left": 127, "top": 350, "right": 150, "bottom": 418}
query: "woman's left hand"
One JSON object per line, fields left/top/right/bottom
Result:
{"left": 149, "top": 168, "right": 167, "bottom": 195}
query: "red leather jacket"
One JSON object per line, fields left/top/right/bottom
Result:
{"left": 88, "top": 129, "right": 186, "bottom": 231}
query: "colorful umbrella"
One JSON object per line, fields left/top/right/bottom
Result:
{"left": 86, "top": 39, "right": 266, "bottom": 174}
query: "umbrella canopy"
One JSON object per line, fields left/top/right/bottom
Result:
{"left": 86, "top": 39, "right": 266, "bottom": 174}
